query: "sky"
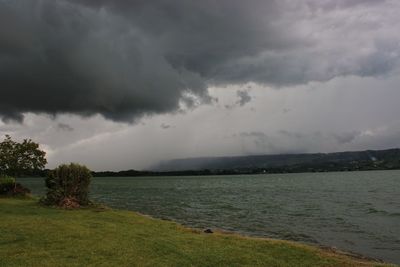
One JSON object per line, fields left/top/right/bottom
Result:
{"left": 1, "top": 0, "right": 400, "bottom": 171}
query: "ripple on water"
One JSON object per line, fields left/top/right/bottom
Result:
{"left": 366, "top": 207, "right": 400, "bottom": 217}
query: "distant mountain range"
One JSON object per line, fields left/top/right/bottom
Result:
{"left": 89, "top": 148, "right": 400, "bottom": 177}
{"left": 152, "top": 148, "right": 400, "bottom": 172}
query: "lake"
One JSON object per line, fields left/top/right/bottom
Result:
{"left": 19, "top": 170, "right": 400, "bottom": 264}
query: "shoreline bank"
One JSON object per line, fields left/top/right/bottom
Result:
{"left": 0, "top": 197, "right": 395, "bottom": 266}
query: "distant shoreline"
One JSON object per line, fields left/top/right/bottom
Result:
{"left": 91, "top": 167, "right": 400, "bottom": 178}
{"left": 26, "top": 166, "right": 400, "bottom": 179}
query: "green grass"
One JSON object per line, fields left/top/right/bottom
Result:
{"left": 0, "top": 198, "right": 393, "bottom": 267}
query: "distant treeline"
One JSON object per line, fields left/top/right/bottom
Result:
{"left": 31, "top": 148, "right": 400, "bottom": 177}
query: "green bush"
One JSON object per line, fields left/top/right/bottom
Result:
{"left": 0, "top": 175, "right": 16, "bottom": 185}
{"left": 0, "top": 176, "right": 16, "bottom": 194}
{"left": 43, "top": 163, "right": 92, "bottom": 207}
{"left": 0, "top": 175, "right": 30, "bottom": 196}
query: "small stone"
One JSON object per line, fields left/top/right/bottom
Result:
{"left": 204, "top": 228, "right": 213, "bottom": 234}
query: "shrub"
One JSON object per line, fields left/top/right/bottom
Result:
{"left": 0, "top": 175, "right": 15, "bottom": 185}
{"left": 0, "top": 175, "right": 30, "bottom": 196}
{"left": 0, "top": 176, "right": 15, "bottom": 194}
{"left": 43, "top": 163, "right": 92, "bottom": 208}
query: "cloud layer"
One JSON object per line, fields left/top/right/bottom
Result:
{"left": 0, "top": 0, "right": 400, "bottom": 122}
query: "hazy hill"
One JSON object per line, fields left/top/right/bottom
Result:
{"left": 152, "top": 148, "right": 400, "bottom": 171}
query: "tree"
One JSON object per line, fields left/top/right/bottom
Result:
{"left": 0, "top": 135, "right": 47, "bottom": 177}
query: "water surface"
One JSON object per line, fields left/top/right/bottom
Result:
{"left": 20, "top": 170, "right": 400, "bottom": 264}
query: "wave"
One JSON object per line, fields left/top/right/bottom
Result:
{"left": 366, "top": 208, "right": 400, "bottom": 217}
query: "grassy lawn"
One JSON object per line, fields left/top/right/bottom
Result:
{"left": 0, "top": 198, "right": 393, "bottom": 267}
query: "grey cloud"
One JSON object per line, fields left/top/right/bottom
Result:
{"left": 278, "top": 130, "right": 303, "bottom": 139}
{"left": 238, "top": 131, "right": 275, "bottom": 153}
{"left": 224, "top": 105, "right": 234, "bottom": 110}
{"left": 57, "top": 123, "right": 74, "bottom": 132}
{"left": 224, "top": 90, "right": 252, "bottom": 109}
{"left": 307, "top": 0, "right": 386, "bottom": 11}
{"left": 160, "top": 123, "right": 172, "bottom": 129}
{"left": 0, "top": 124, "right": 20, "bottom": 134}
{"left": 238, "top": 131, "right": 308, "bottom": 155}
{"left": 236, "top": 90, "right": 252, "bottom": 107}
{"left": 239, "top": 132, "right": 268, "bottom": 138}
{"left": 1, "top": 0, "right": 400, "bottom": 122}
{"left": 333, "top": 131, "right": 361, "bottom": 144}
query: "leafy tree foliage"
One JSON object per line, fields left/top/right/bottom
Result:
{"left": 43, "top": 163, "right": 92, "bottom": 208}
{"left": 0, "top": 135, "right": 47, "bottom": 176}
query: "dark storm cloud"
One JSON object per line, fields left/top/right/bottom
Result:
{"left": 0, "top": 0, "right": 206, "bottom": 122}
{"left": 0, "top": 0, "right": 399, "bottom": 122}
